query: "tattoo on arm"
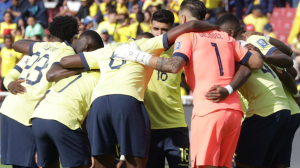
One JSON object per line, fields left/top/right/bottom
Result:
{"left": 155, "top": 56, "right": 185, "bottom": 73}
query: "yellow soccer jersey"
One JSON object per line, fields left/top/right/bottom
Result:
{"left": 0, "top": 41, "right": 77, "bottom": 126}
{"left": 32, "top": 71, "right": 100, "bottom": 130}
{"left": 79, "top": 33, "right": 168, "bottom": 104}
{"left": 0, "top": 47, "right": 23, "bottom": 77}
{"left": 238, "top": 36, "right": 290, "bottom": 117}
{"left": 283, "top": 85, "right": 300, "bottom": 115}
{"left": 3, "top": 56, "right": 31, "bottom": 90}
{"left": 145, "top": 45, "right": 187, "bottom": 129}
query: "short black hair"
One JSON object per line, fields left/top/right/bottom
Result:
{"left": 80, "top": 30, "right": 104, "bottom": 49}
{"left": 136, "top": 12, "right": 144, "bottom": 23}
{"left": 33, "top": 35, "right": 42, "bottom": 41}
{"left": 107, "top": 6, "right": 117, "bottom": 14}
{"left": 151, "top": 9, "right": 174, "bottom": 25}
{"left": 137, "top": 32, "right": 154, "bottom": 39}
{"left": 215, "top": 13, "right": 240, "bottom": 27}
{"left": 28, "top": 15, "right": 36, "bottom": 19}
{"left": 4, "top": 35, "right": 12, "bottom": 40}
{"left": 180, "top": 0, "right": 206, "bottom": 20}
{"left": 132, "top": 2, "right": 140, "bottom": 7}
{"left": 48, "top": 15, "right": 79, "bottom": 42}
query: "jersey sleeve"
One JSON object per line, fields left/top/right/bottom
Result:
{"left": 233, "top": 39, "right": 252, "bottom": 65}
{"left": 3, "top": 56, "right": 31, "bottom": 91}
{"left": 171, "top": 33, "right": 192, "bottom": 65}
{"left": 29, "top": 42, "right": 44, "bottom": 55}
{"left": 78, "top": 49, "right": 102, "bottom": 71}
{"left": 247, "top": 35, "right": 278, "bottom": 55}
{"left": 135, "top": 33, "right": 169, "bottom": 54}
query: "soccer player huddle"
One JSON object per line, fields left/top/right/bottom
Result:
{"left": 0, "top": 0, "right": 299, "bottom": 168}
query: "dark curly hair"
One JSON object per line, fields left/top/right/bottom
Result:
{"left": 48, "top": 15, "right": 79, "bottom": 42}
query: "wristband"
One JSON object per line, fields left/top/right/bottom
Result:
{"left": 120, "top": 155, "right": 125, "bottom": 161}
{"left": 264, "top": 34, "right": 270, "bottom": 41}
{"left": 224, "top": 85, "right": 233, "bottom": 95}
{"left": 293, "top": 92, "right": 299, "bottom": 98}
{"left": 136, "top": 51, "right": 152, "bottom": 66}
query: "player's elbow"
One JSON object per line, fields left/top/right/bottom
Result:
{"left": 60, "top": 58, "right": 69, "bottom": 68}
{"left": 46, "top": 72, "right": 56, "bottom": 82}
{"left": 285, "top": 57, "right": 294, "bottom": 67}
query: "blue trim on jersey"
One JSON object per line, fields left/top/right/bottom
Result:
{"left": 266, "top": 47, "right": 278, "bottom": 56}
{"left": 239, "top": 51, "right": 252, "bottom": 65}
{"left": 79, "top": 53, "right": 90, "bottom": 71}
{"left": 29, "top": 42, "right": 36, "bottom": 56}
{"left": 52, "top": 62, "right": 60, "bottom": 65}
{"left": 13, "top": 65, "right": 22, "bottom": 73}
{"left": 45, "top": 90, "right": 50, "bottom": 94}
{"left": 58, "top": 73, "right": 82, "bottom": 93}
{"left": 64, "top": 41, "right": 77, "bottom": 54}
{"left": 163, "top": 33, "right": 169, "bottom": 50}
{"left": 172, "top": 52, "right": 189, "bottom": 65}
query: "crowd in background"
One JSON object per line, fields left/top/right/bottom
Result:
{"left": 0, "top": 0, "right": 299, "bottom": 95}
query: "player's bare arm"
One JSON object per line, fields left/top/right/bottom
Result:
{"left": 245, "top": 43, "right": 293, "bottom": 68}
{"left": 150, "top": 56, "right": 186, "bottom": 74}
{"left": 206, "top": 63, "right": 252, "bottom": 102}
{"left": 60, "top": 54, "right": 84, "bottom": 69}
{"left": 12, "top": 40, "right": 37, "bottom": 55}
{"left": 46, "top": 64, "right": 84, "bottom": 82}
{"left": 270, "top": 66, "right": 298, "bottom": 95}
{"left": 243, "top": 31, "right": 293, "bottom": 56}
{"left": 166, "top": 20, "right": 220, "bottom": 46}
{"left": 286, "top": 67, "right": 298, "bottom": 79}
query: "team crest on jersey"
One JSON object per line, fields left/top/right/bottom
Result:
{"left": 256, "top": 39, "right": 269, "bottom": 48}
{"left": 175, "top": 42, "right": 181, "bottom": 50}
{"left": 9, "top": 53, "right": 13, "bottom": 57}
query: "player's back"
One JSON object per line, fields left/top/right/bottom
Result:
{"left": 0, "top": 41, "right": 77, "bottom": 126}
{"left": 177, "top": 30, "right": 251, "bottom": 116}
{"left": 32, "top": 71, "right": 100, "bottom": 130}
{"left": 82, "top": 34, "right": 168, "bottom": 103}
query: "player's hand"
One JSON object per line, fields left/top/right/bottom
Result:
{"left": 242, "top": 31, "right": 263, "bottom": 41}
{"left": 113, "top": 42, "right": 141, "bottom": 62}
{"left": 205, "top": 85, "right": 229, "bottom": 103}
{"left": 90, "top": 157, "right": 94, "bottom": 168}
{"left": 113, "top": 42, "right": 152, "bottom": 65}
{"left": 8, "top": 79, "right": 26, "bottom": 95}
{"left": 117, "top": 160, "right": 126, "bottom": 168}
{"left": 244, "top": 43, "right": 266, "bottom": 61}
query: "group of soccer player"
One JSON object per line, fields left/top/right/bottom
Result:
{"left": 0, "top": 0, "right": 299, "bottom": 168}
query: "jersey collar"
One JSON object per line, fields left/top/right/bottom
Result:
{"left": 64, "top": 40, "right": 77, "bottom": 54}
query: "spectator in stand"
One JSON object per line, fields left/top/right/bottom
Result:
{"left": 129, "top": 2, "right": 141, "bottom": 20}
{"left": 216, "top": 7, "right": 226, "bottom": 19}
{"left": 42, "top": 34, "right": 50, "bottom": 42}
{"left": 245, "top": 24, "right": 255, "bottom": 31}
{"left": 57, "top": 0, "right": 81, "bottom": 16}
{"left": 143, "top": 10, "right": 151, "bottom": 31}
{"left": 21, "top": 0, "right": 48, "bottom": 28}
{"left": 243, "top": 5, "right": 269, "bottom": 33}
{"left": 97, "top": 8, "right": 120, "bottom": 42}
{"left": 263, "top": 23, "right": 277, "bottom": 38}
{"left": 235, "top": 0, "right": 254, "bottom": 21}
{"left": 100, "top": 29, "right": 116, "bottom": 47}
{"left": 31, "top": 34, "right": 41, "bottom": 41}
{"left": 12, "top": 26, "right": 24, "bottom": 42}
{"left": 142, "top": 0, "right": 165, "bottom": 12}
{"left": 0, "top": 12, "right": 17, "bottom": 48}
{"left": 116, "top": 0, "right": 128, "bottom": 15}
{"left": 128, "top": 0, "right": 143, "bottom": 13}
{"left": 205, "top": 9, "right": 216, "bottom": 24}
{"left": 7, "top": 0, "right": 22, "bottom": 24}
{"left": 149, "top": 5, "right": 161, "bottom": 15}
{"left": 0, "top": 35, "right": 22, "bottom": 91}
{"left": 116, "top": 12, "right": 129, "bottom": 42}
{"left": 100, "top": 0, "right": 115, "bottom": 16}
{"left": 167, "top": 0, "right": 181, "bottom": 25}
{"left": 0, "top": 0, "right": 12, "bottom": 22}
{"left": 128, "top": 12, "right": 145, "bottom": 39}
{"left": 24, "top": 16, "right": 45, "bottom": 39}
{"left": 291, "top": 33, "right": 300, "bottom": 56}
{"left": 201, "top": 0, "right": 223, "bottom": 10}
{"left": 77, "top": 0, "right": 99, "bottom": 27}
{"left": 78, "top": 22, "right": 86, "bottom": 37}
{"left": 260, "top": 0, "right": 275, "bottom": 19}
